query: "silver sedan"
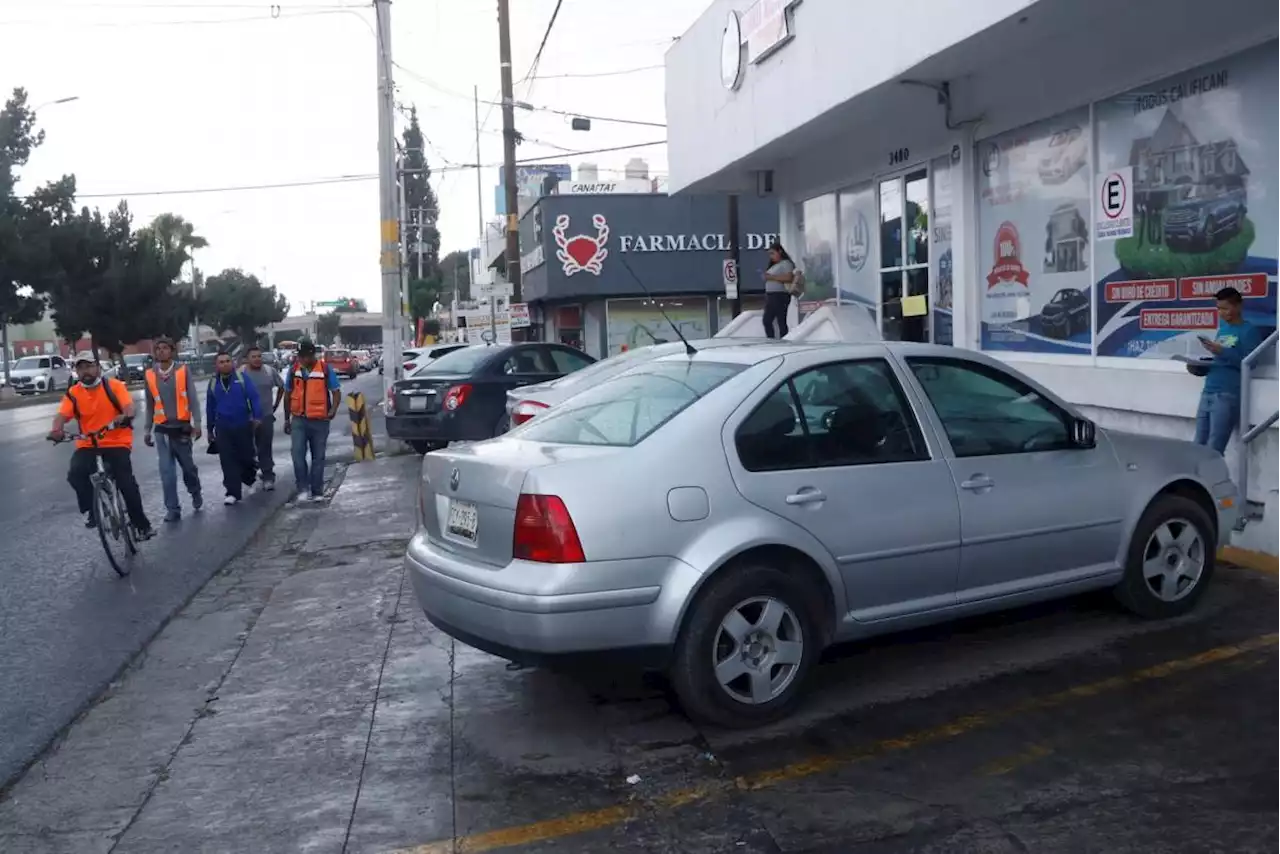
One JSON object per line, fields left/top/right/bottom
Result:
{"left": 405, "top": 341, "right": 1238, "bottom": 727}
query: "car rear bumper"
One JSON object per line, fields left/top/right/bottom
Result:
{"left": 404, "top": 530, "right": 698, "bottom": 665}
{"left": 385, "top": 411, "right": 492, "bottom": 442}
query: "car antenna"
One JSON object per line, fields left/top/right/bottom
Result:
{"left": 615, "top": 253, "right": 698, "bottom": 356}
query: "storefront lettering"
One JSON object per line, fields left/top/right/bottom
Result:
{"left": 618, "top": 232, "right": 779, "bottom": 253}
{"left": 1133, "top": 68, "right": 1228, "bottom": 115}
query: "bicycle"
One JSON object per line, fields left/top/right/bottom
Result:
{"left": 48, "top": 420, "right": 143, "bottom": 577}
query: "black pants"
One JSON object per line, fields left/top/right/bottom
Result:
{"left": 253, "top": 418, "right": 276, "bottom": 480}
{"left": 68, "top": 448, "right": 151, "bottom": 530}
{"left": 763, "top": 291, "right": 791, "bottom": 339}
{"left": 215, "top": 423, "right": 257, "bottom": 499}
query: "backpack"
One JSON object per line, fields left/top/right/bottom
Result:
{"left": 785, "top": 268, "right": 806, "bottom": 298}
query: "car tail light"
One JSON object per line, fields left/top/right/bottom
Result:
{"left": 511, "top": 400, "right": 549, "bottom": 426}
{"left": 443, "top": 383, "right": 472, "bottom": 411}
{"left": 383, "top": 385, "right": 396, "bottom": 414}
{"left": 403, "top": 362, "right": 417, "bottom": 372}
{"left": 513, "top": 494, "right": 585, "bottom": 563}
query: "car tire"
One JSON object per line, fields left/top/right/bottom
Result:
{"left": 669, "top": 562, "right": 822, "bottom": 728}
{"left": 409, "top": 440, "right": 445, "bottom": 454}
{"left": 1114, "top": 494, "right": 1216, "bottom": 620}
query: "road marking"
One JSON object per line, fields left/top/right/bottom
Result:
{"left": 980, "top": 743, "right": 1054, "bottom": 777}
{"left": 1219, "top": 546, "right": 1279, "bottom": 577}
{"left": 393, "top": 633, "right": 1277, "bottom": 854}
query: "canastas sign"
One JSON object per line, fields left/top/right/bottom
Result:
{"left": 552, "top": 212, "right": 779, "bottom": 277}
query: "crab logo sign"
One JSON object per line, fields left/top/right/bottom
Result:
{"left": 554, "top": 213, "right": 610, "bottom": 276}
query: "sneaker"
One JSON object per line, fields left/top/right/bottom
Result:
{"left": 263, "top": 478, "right": 275, "bottom": 492}
{"left": 163, "top": 510, "right": 181, "bottom": 524}
{"left": 134, "top": 526, "right": 155, "bottom": 541}
{"left": 84, "top": 511, "right": 97, "bottom": 529}
{"left": 192, "top": 494, "right": 203, "bottom": 512}
{"left": 309, "top": 493, "right": 324, "bottom": 503}
{"left": 224, "top": 495, "right": 240, "bottom": 506}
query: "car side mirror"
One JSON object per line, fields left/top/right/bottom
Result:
{"left": 1069, "top": 416, "right": 1096, "bottom": 449}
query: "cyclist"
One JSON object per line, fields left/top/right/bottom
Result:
{"left": 47, "top": 355, "right": 155, "bottom": 539}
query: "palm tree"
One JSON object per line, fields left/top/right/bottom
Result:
{"left": 144, "top": 213, "right": 208, "bottom": 282}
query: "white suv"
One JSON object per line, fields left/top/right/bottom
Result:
{"left": 8, "top": 355, "right": 71, "bottom": 395}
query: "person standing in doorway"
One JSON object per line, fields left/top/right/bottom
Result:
{"left": 284, "top": 340, "right": 342, "bottom": 503}
{"left": 1193, "top": 286, "right": 1264, "bottom": 455}
{"left": 762, "top": 241, "right": 796, "bottom": 339}
{"left": 206, "top": 352, "right": 263, "bottom": 505}
{"left": 143, "top": 337, "right": 203, "bottom": 522}
{"left": 242, "top": 346, "right": 285, "bottom": 491}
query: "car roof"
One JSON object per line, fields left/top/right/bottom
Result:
{"left": 644, "top": 340, "right": 995, "bottom": 368}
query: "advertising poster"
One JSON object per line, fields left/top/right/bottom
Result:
{"left": 931, "top": 154, "right": 954, "bottom": 345}
{"left": 836, "top": 183, "right": 878, "bottom": 324}
{"left": 1093, "top": 44, "right": 1277, "bottom": 358}
{"left": 606, "top": 298, "right": 709, "bottom": 356}
{"left": 978, "top": 108, "right": 1093, "bottom": 353}
{"left": 795, "top": 195, "right": 837, "bottom": 302}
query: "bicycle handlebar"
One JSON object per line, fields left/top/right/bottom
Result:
{"left": 47, "top": 417, "right": 134, "bottom": 444}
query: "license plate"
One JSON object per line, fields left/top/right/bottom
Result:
{"left": 409, "top": 397, "right": 428, "bottom": 411}
{"left": 446, "top": 499, "right": 478, "bottom": 541}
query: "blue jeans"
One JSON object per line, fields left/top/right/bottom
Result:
{"left": 155, "top": 430, "right": 202, "bottom": 513}
{"left": 291, "top": 418, "right": 330, "bottom": 497}
{"left": 1193, "top": 390, "right": 1239, "bottom": 455}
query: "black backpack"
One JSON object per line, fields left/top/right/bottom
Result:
{"left": 64, "top": 379, "right": 130, "bottom": 428}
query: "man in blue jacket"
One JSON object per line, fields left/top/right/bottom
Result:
{"left": 1194, "top": 286, "right": 1265, "bottom": 455}
{"left": 206, "top": 351, "right": 264, "bottom": 505}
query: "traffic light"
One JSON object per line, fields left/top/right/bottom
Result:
{"left": 347, "top": 299, "right": 358, "bottom": 310}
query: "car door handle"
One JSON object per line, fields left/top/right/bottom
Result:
{"left": 785, "top": 488, "right": 826, "bottom": 506}
{"left": 959, "top": 474, "right": 994, "bottom": 491}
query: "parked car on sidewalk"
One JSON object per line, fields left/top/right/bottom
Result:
{"left": 405, "top": 341, "right": 1237, "bottom": 728}
{"left": 504, "top": 338, "right": 777, "bottom": 429}
{"left": 7, "top": 355, "right": 71, "bottom": 394}
{"left": 385, "top": 342, "right": 595, "bottom": 453}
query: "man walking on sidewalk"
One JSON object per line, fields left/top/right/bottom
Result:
{"left": 242, "top": 346, "right": 285, "bottom": 491}
{"left": 143, "top": 337, "right": 204, "bottom": 522}
{"left": 284, "top": 340, "right": 341, "bottom": 503}
{"left": 206, "top": 351, "right": 263, "bottom": 505}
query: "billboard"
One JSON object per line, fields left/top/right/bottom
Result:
{"left": 495, "top": 164, "right": 572, "bottom": 216}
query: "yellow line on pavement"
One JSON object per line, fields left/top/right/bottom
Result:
{"left": 393, "top": 633, "right": 1277, "bottom": 854}
{"left": 1219, "top": 546, "right": 1279, "bottom": 577}
{"left": 980, "top": 743, "right": 1054, "bottom": 777}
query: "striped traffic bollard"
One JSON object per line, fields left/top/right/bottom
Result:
{"left": 346, "top": 391, "right": 376, "bottom": 461}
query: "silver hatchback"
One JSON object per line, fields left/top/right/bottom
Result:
{"left": 405, "top": 342, "right": 1239, "bottom": 727}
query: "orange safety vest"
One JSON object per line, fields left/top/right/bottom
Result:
{"left": 145, "top": 364, "right": 191, "bottom": 424}
{"left": 289, "top": 359, "right": 332, "bottom": 419}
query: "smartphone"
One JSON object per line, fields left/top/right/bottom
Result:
{"left": 1197, "top": 335, "right": 1213, "bottom": 344}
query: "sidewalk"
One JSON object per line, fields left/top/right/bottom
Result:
{"left": 0, "top": 453, "right": 439, "bottom": 854}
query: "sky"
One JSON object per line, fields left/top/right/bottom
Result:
{"left": 2, "top": 0, "right": 704, "bottom": 315}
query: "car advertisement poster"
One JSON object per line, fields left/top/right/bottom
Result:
{"left": 978, "top": 107, "right": 1093, "bottom": 353}
{"left": 606, "top": 298, "right": 709, "bottom": 356}
{"left": 1093, "top": 44, "right": 1277, "bottom": 359}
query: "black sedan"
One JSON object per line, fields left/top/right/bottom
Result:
{"left": 384, "top": 342, "right": 596, "bottom": 453}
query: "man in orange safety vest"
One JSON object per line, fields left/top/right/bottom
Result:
{"left": 142, "top": 337, "right": 204, "bottom": 523}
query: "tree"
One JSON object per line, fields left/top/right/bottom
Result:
{"left": 401, "top": 107, "right": 440, "bottom": 280}
{"left": 199, "top": 268, "right": 289, "bottom": 347}
{"left": 438, "top": 249, "right": 472, "bottom": 301}
{"left": 315, "top": 311, "right": 341, "bottom": 345}
{"left": 0, "top": 88, "right": 77, "bottom": 381}
{"left": 140, "top": 213, "right": 207, "bottom": 283}
{"left": 408, "top": 275, "right": 443, "bottom": 324}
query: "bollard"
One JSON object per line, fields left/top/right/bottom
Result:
{"left": 346, "top": 391, "right": 376, "bottom": 461}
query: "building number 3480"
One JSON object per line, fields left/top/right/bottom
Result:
{"left": 888, "top": 147, "right": 910, "bottom": 166}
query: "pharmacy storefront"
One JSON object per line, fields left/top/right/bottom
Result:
{"left": 519, "top": 193, "right": 778, "bottom": 358}
{"left": 666, "top": 0, "right": 1278, "bottom": 552}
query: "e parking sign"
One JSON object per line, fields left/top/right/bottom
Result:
{"left": 722, "top": 258, "right": 739, "bottom": 299}
{"left": 1095, "top": 167, "right": 1134, "bottom": 240}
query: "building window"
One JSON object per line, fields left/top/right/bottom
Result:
{"left": 878, "top": 169, "right": 931, "bottom": 342}
{"left": 836, "top": 183, "right": 878, "bottom": 324}
{"left": 977, "top": 106, "right": 1093, "bottom": 356}
{"left": 794, "top": 194, "right": 837, "bottom": 302}
{"left": 605, "top": 298, "right": 709, "bottom": 356}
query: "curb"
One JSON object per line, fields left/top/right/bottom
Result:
{"left": 1219, "top": 546, "right": 1278, "bottom": 577}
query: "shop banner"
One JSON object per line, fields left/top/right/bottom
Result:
{"left": 836, "top": 183, "right": 878, "bottom": 324}
{"left": 978, "top": 108, "right": 1093, "bottom": 353}
{"left": 1093, "top": 44, "right": 1277, "bottom": 359}
{"left": 606, "top": 298, "right": 710, "bottom": 356}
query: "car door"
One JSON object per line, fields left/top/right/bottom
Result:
{"left": 728, "top": 352, "right": 962, "bottom": 622}
{"left": 50, "top": 357, "right": 69, "bottom": 387}
{"left": 901, "top": 355, "right": 1125, "bottom": 600}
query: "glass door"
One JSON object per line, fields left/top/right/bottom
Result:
{"left": 877, "top": 168, "right": 930, "bottom": 342}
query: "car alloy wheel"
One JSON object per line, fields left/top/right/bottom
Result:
{"left": 712, "top": 596, "right": 804, "bottom": 705}
{"left": 1140, "top": 517, "right": 1205, "bottom": 603}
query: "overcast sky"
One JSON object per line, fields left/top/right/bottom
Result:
{"left": 3, "top": 0, "right": 702, "bottom": 314}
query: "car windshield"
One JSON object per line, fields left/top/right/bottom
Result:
{"left": 513, "top": 360, "right": 744, "bottom": 447}
{"left": 14, "top": 357, "right": 46, "bottom": 369}
{"left": 411, "top": 346, "right": 492, "bottom": 375}
{"left": 125, "top": 354, "right": 148, "bottom": 365}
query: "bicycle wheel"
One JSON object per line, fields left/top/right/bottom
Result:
{"left": 116, "top": 484, "right": 138, "bottom": 556}
{"left": 94, "top": 478, "right": 132, "bottom": 577}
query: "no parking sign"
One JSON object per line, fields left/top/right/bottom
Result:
{"left": 1095, "top": 167, "right": 1134, "bottom": 240}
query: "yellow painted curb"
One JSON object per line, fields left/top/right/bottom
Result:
{"left": 1219, "top": 545, "right": 1279, "bottom": 577}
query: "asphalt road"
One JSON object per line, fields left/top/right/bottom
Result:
{"left": 0, "top": 369, "right": 383, "bottom": 788}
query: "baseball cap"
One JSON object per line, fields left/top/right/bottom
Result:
{"left": 298, "top": 340, "right": 317, "bottom": 356}
{"left": 74, "top": 354, "right": 95, "bottom": 366}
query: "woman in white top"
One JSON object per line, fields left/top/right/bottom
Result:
{"left": 762, "top": 241, "right": 796, "bottom": 339}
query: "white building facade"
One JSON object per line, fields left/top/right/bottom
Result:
{"left": 665, "top": 0, "right": 1278, "bottom": 554}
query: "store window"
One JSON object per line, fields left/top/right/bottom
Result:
{"left": 836, "top": 183, "right": 878, "bottom": 323}
{"left": 794, "top": 194, "right": 837, "bottom": 302}
{"left": 605, "top": 297, "right": 709, "bottom": 356}
{"left": 879, "top": 169, "right": 930, "bottom": 342}
{"left": 717, "top": 295, "right": 766, "bottom": 330}
{"left": 977, "top": 106, "right": 1093, "bottom": 355}
{"left": 1093, "top": 43, "right": 1277, "bottom": 360}
{"left": 930, "top": 154, "right": 954, "bottom": 346}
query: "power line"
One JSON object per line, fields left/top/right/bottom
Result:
{"left": 520, "top": 0, "right": 564, "bottom": 97}
{"left": 0, "top": 6, "right": 359, "bottom": 28}
{"left": 70, "top": 174, "right": 378, "bottom": 198}
{"left": 530, "top": 63, "right": 663, "bottom": 80}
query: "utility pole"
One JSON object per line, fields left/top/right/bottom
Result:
{"left": 474, "top": 85, "right": 497, "bottom": 344}
{"left": 375, "top": 0, "right": 402, "bottom": 384}
{"left": 497, "top": 0, "right": 521, "bottom": 307}
{"left": 398, "top": 158, "right": 411, "bottom": 346}
{"left": 416, "top": 206, "right": 424, "bottom": 280}
{"left": 728, "top": 194, "right": 742, "bottom": 318}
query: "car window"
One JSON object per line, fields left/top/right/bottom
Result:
{"left": 52, "top": 357, "right": 65, "bottom": 368}
{"left": 413, "top": 346, "right": 493, "bottom": 375}
{"left": 544, "top": 346, "right": 593, "bottom": 374}
{"left": 736, "top": 359, "right": 928, "bottom": 472}
{"left": 906, "top": 357, "right": 1071, "bottom": 457}
{"left": 501, "top": 348, "right": 553, "bottom": 375}
{"left": 515, "top": 361, "right": 744, "bottom": 447}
